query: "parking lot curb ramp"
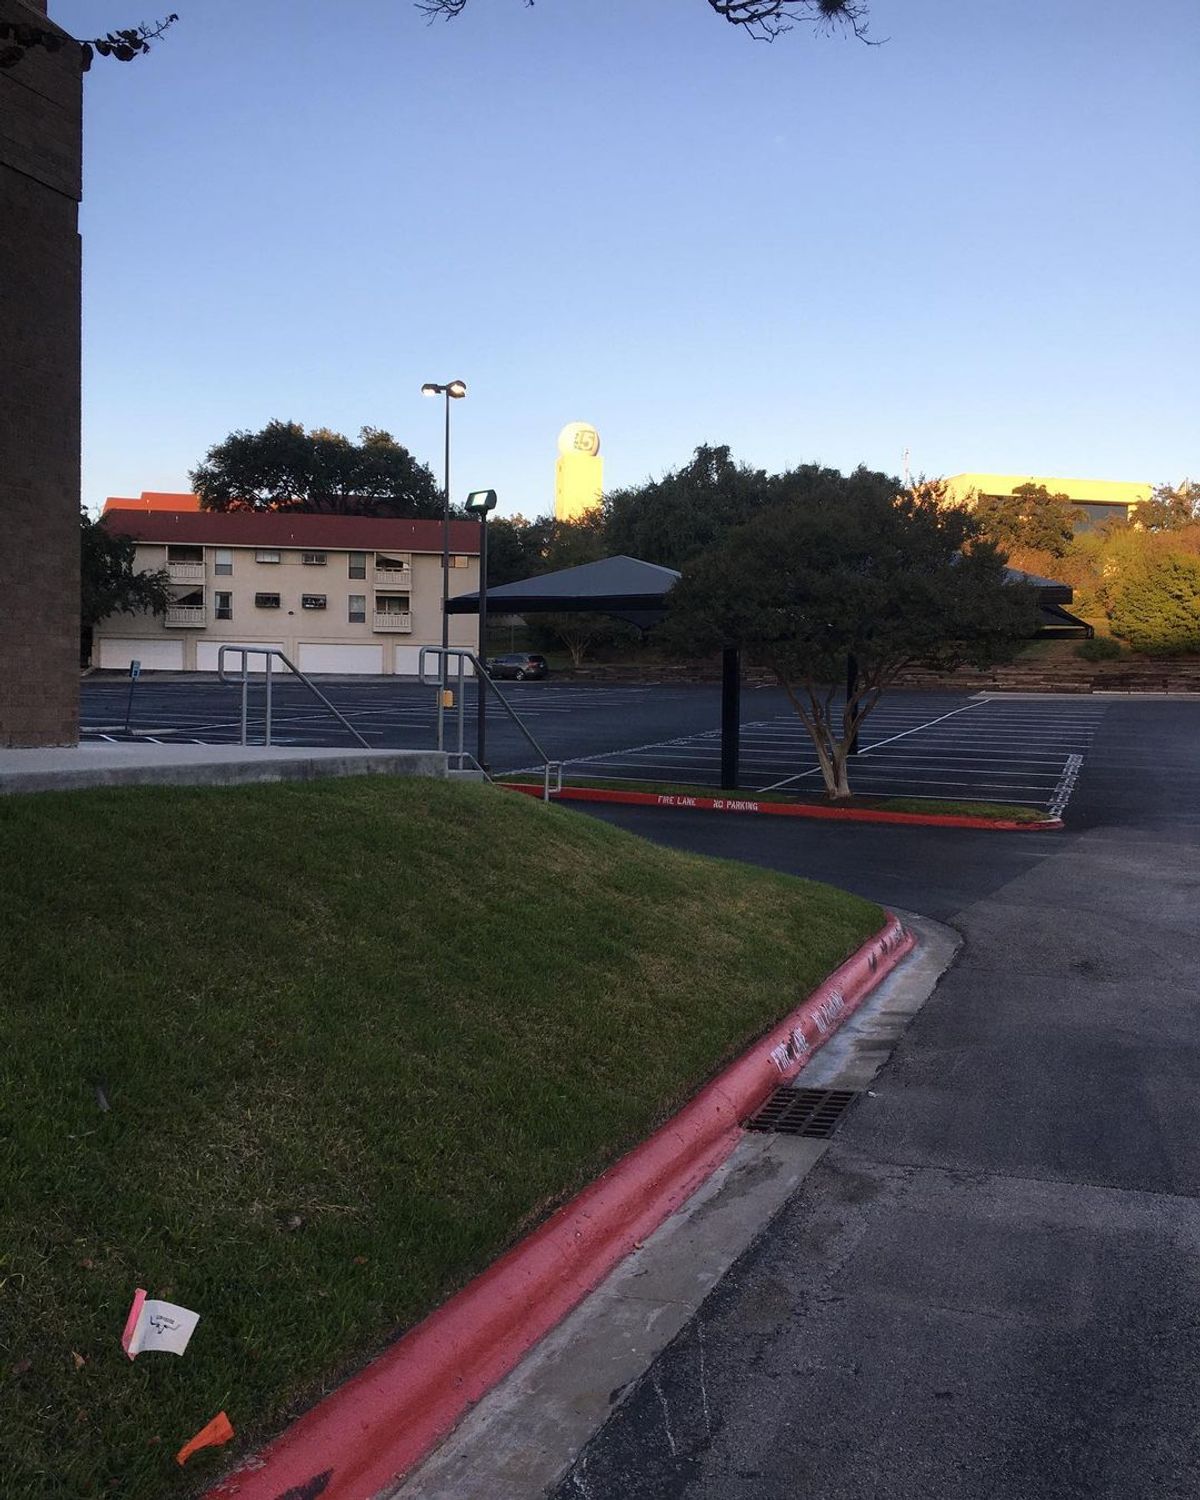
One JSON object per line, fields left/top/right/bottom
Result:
{"left": 500, "top": 781, "right": 1063, "bottom": 831}
{"left": 207, "top": 914, "right": 915, "bottom": 1500}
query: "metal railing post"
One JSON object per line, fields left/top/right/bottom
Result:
{"left": 417, "top": 646, "right": 560, "bottom": 793}
{"left": 218, "top": 646, "right": 369, "bottom": 749}
{"left": 455, "top": 653, "right": 466, "bottom": 767}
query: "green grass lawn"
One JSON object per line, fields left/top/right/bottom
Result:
{"left": 503, "top": 775, "right": 1049, "bottom": 822}
{"left": 0, "top": 777, "right": 880, "bottom": 1498}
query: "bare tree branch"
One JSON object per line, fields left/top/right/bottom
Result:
{"left": 0, "top": 14, "right": 179, "bottom": 72}
{"left": 415, "top": 0, "right": 877, "bottom": 43}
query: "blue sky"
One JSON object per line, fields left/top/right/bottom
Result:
{"left": 59, "top": 0, "right": 1198, "bottom": 517}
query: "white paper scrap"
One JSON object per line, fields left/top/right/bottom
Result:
{"left": 121, "top": 1288, "right": 201, "bottom": 1359}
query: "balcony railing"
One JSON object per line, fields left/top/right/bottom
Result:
{"left": 374, "top": 567, "right": 412, "bottom": 586}
{"left": 373, "top": 610, "right": 413, "bottom": 633}
{"left": 168, "top": 562, "right": 205, "bottom": 583}
{"left": 164, "top": 605, "right": 205, "bottom": 627}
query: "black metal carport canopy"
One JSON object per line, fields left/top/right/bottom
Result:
{"left": 447, "top": 554, "right": 682, "bottom": 630}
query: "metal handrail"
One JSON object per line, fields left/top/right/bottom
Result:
{"left": 418, "top": 647, "right": 562, "bottom": 801}
{"left": 217, "top": 646, "right": 370, "bottom": 748}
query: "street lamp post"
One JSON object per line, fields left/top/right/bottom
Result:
{"left": 420, "top": 379, "right": 467, "bottom": 672}
{"left": 465, "top": 489, "right": 498, "bottom": 769}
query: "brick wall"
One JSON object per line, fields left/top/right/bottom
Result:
{"left": 0, "top": 1, "right": 82, "bottom": 745}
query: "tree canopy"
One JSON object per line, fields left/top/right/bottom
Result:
{"left": 1130, "top": 481, "right": 1200, "bottom": 533}
{"left": 190, "top": 421, "right": 442, "bottom": 519}
{"left": 972, "top": 482, "right": 1082, "bottom": 561}
{"left": 664, "top": 474, "right": 1036, "bottom": 797}
{"left": 605, "top": 445, "right": 774, "bottom": 571}
{"left": 1111, "top": 553, "right": 1200, "bottom": 654}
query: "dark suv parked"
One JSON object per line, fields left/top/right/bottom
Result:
{"left": 486, "top": 653, "right": 549, "bottom": 681}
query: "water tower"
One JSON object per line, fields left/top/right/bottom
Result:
{"left": 554, "top": 422, "right": 603, "bottom": 522}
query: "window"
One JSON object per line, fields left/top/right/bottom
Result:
{"left": 348, "top": 551, "right": 367, "bottom": 579}
{"left": 375, "top": 593, "right": 410, "bottom": 614}
{"left": 256, "top": 549, "right": 281, "bottom": 565}
{"left": 214, "top": 591, "right": 233, "bottom": 621}
{"left": 302, "top": 594, "right": 327, "bottom": 610}
{"left": 451, "top": 555, "right": 470, "bottom": 569}
{"left": 302, "top": 551, "right": 327, "bottom": 566}
{"left": 254, "top": 592, "right": 281, "bottom": 609}
{"left": 167, "top": 544, "right": 203, "bottom": 562}
{"left": 348, "top": 594, "right": 366, "bottom": 624}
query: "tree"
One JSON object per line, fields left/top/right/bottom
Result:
{"left": 605, "top": 445, "right": 782, "bottom": 570}
{"left": 1110, "top": 553, "right": 1200, "bottom": 655}
{"left": 664, "top": 474, "right": 1037, "bottom": 798}
{"left": 972, "top": 482, "right": 1082, "bottom": 560}
{"left": 486, "top": 514, "right": 543, "bottom": 587}
{"left": 417, "top": 0, "right": 871, "bottom": 42}
{"left": 1131, "top": 481, "right": 1200, "bottom": 532}
{"left": 190, "top": 421, "right": 442, "bottom": 518}
{"left": 80, "top": 511, "right": 172, "bottom": 662}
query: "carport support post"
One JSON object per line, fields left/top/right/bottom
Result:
{"left": 721, "top": 645, "right": 740, "bottom": 790}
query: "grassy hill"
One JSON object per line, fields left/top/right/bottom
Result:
{"left": 0, "top": 776, "right": 880, "bottom": 1497}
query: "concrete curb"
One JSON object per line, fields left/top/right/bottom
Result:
{"left": 206, "top": 915, "right": 915, "bottom": 1500}
{"left": 0, "top": 746, "right": 448, "bottom": 796}
{"left": 499, "top": 781, "right": 1063, "bottom": 832}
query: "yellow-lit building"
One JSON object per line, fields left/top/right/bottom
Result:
{"left": 554, "top": 422, "right": 604, "bottom": 522}
{"left": 944, "top": 474, "right": 1151, "bottom": 531}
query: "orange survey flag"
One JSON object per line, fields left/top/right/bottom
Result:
{"left": 175, "top": 1410, "right": 235, "bottom": 1467}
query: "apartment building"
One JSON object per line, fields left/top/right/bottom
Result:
{"left": 94, "top": 507, "right": 481, "bottom": 675}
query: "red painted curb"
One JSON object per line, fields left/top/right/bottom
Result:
{"left": 500, "top": 781, "right": 1063, "bottom": 832}
{"left": 207, "top": 915, "right": 915, "bottom": 1500}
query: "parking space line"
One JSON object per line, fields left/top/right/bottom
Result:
{"left": 759, "top": 700, "right": 988, "bottom": 792}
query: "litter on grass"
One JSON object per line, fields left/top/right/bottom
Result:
{"left": 175, "top": 1410, "right": 234, "bottom": 1467}
{"left": 121, "top": 1289, "right": 200, "bottom": 1359}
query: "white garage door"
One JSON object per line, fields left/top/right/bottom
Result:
{"left": 96, "top": 638, "right": 184, "bottom": 671}
{"left": 394, "top": 645, "right": 474, "bottom": 677}
{"left": 196, "top": 642, "right": 287, "bottom": 673}
{"left": 298, "top": 644, "right": 384, "bottom": 675}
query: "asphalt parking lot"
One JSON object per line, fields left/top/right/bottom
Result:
{"left": 547, "top": 696, "right": 1200, "bottom": 1500}
{"left": 80, "top": 677, "right": 1102, "bottom": 816}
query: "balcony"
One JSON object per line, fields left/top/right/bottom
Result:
{"left": 373, "top": 610, "right": 413, "bottom": 633}
{"left": 164, "top": 605, "right": 205, "bottom": 628}
{"left": 168, "top": 562, "right": 205, "bottom": 583}
{"left": 374, "top": 567, "right": 412, "bottom": 586}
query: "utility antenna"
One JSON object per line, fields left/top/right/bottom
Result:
{"left": 902, "top": 447, "right": 911, "bottom": 487}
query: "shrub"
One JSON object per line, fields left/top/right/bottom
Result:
{"left": 1110, "top": 553, "right": 1200, "bottom": 654}
{"left": 1074, "top": 636, "right": 1122, "bottom": 662}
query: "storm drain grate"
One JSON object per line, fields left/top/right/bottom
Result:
{"left": 744, "top": 1087, "right": 860, "bottom": 1139}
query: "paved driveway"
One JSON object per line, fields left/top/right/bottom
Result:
{"left": 551, "top": 700, "right": 1200, "bottom": 1499}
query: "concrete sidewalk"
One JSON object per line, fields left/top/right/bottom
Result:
{"left": 0, "top": 741, "right": 447, "bottom": 794}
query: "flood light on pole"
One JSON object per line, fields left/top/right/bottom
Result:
{"left": 465, "top": 489, "right": 498, "bottom": 516}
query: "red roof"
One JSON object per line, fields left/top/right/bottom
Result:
{"left": 102, "top": 491, "right": 203, "bottom": 513}
{"left": 102, "top": 509, "right": 480, "bottom": 554}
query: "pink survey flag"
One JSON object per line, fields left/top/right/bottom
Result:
{"left": 121, "top": 1288, "right": 201, "bottom": 1359}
